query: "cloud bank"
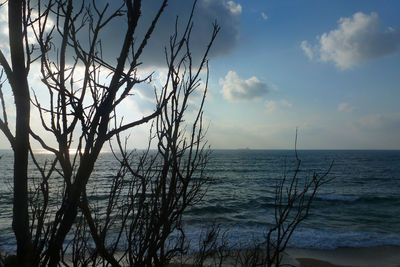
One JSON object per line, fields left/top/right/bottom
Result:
{"left": 0, "top": 0, "right": 241, "bottom": 69}
{"left": 265, "top": 99, "right": 292, "bottom": 113}
{"left": 302, "top": 12, "right": 400, "bottom": 69}
{"left": 338, "top": 102, "right": 356, "bottom": 112}
{"left": 89, "top": 0, "right": 241, "bottom": 68}
{"left": 220, "top": 71, "right": 268, "bottom": 102}
{"left": 353, "top": 113, "right": 400, "bottom": 132}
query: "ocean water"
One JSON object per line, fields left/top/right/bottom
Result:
{"left": 1, "top": 149, "right": 400, "bottom": 252}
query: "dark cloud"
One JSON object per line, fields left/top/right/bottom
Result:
{"left": 0, "top": 1, "right": 240, "bottom": 68}
{"left": 88, "top": 0, "right": 241, "bottom": 68}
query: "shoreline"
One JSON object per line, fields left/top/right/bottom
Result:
{"left": 2, "top": 245, "right": 400, "bottom": 266}
{"left": 285, "top": 245, "right": 400, "bottom": 267}
{"left": 173, "top": 245, "right": 400, "bottom": 267}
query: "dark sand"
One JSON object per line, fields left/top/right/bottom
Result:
{"left": 297, "top": 258, "right": 346, "bottom": 267}
{"left": 286, "top": 246, "right": 400, "bottom": 267}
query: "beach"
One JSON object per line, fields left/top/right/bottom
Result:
{"left": 286, "top": 246, "right": 400, "bottom": 267}
{"left": 2, "top": 246, "right": 400, "bottom": 266}
{"left": 167, "top": 246, "right": 400, "bottom": 266}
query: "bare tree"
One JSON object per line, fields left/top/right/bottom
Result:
{"left": 77, "top": 12, "right": 219, "bottom": 265}
{"left": 0, "top": 1, "right": 331, "bottom": 267}
{"left": 263, "top": 134, "right": 333, "bottom": 267}
{"left": 0, "top": 0, "right": 34, "bottom": 265}
{"left": 0, "top": 0, "right": 218, "bottom": 266}
{"left": 187, "top": 134, "right": 333, "bottom": 267}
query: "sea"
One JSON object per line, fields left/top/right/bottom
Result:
{"left": 1, "top": 149, "right": 400, "bottom": 253}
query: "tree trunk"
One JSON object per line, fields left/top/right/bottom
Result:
{"left": 8, "top": 0, "right": 33, "bottom": 265}
{"left": 47, "top": 155, "right": 97, "bottom": 266}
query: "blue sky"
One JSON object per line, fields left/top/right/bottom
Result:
{"left": 0, "top": 0, "right": 399, "bottom": 150}
{"left": 203, "top": 0, "right": 400, "bottom": 149}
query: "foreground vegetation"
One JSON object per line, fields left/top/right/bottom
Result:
{"left": 0, "top": 0, "right": 331, "bottom": 266}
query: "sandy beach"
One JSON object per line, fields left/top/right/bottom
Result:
{"left": 285, "top": 246, "right": 400, "bottom": 267}
{"left": 2, "top": 245, "right": 400, "bottom": 266}
{"left": 168, "top": 246, "right": 400, "bottom": 266}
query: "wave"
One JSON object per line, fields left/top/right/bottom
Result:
{"left": 288, "top": 227, "right": 400, "bottom": 249}
{"left": 187, "top": 204, "right": 236, "bottom": 215}
{"left": 315, "top": 194, "right": 399, "bottom": 204}
{"left": 182, "top": 225, "right": 400, "bottom": 251}
{"left": 316, "top": 194, "right": 360, "bottom": 202}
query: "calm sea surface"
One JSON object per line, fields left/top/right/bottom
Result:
{"left": 1, "top": 149, "right": 400, "bottom": 252}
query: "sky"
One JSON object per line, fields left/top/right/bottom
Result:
{"left": 204, "top": 0, "right": 400, "bottom": 149}
{"left": 0, "top": 0, "right": 400, "bottom": 150}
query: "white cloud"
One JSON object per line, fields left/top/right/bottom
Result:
{"left": 265, "top": 100, "right": 277, "bottom": 113}
{"left": 302, "top": 12, "right": 400, "bottom": 69}
{"left": 261, "top": 12, "right": 268, "bottom": 21}
{"left": 0, "top": 4, "right": 54, "bottom": 54}
{"left": 220, "top": 71, "right": 268, "bottom": 102}
{"left": 353, "top": 113, "right": 400, "bottom": 132}
{"left": 280, "top": 99, "right": 293, "bottom": 108}
{"left": 0, "top": 4, "right": 7, "bottom": 23}
{"left": 0, "top": 5, "right": 9, "bottom": 51}
{"left": 226, "top": 1, "right": 242, "bottom": 15}
{"left": 301, "top": 40, "right": 313, "bottom": 60}
{"left": 338, "top": 102, "right": 356, "bottom": 112}
{"left": 265, "top": 99, "right": 292, "bottom": 113}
